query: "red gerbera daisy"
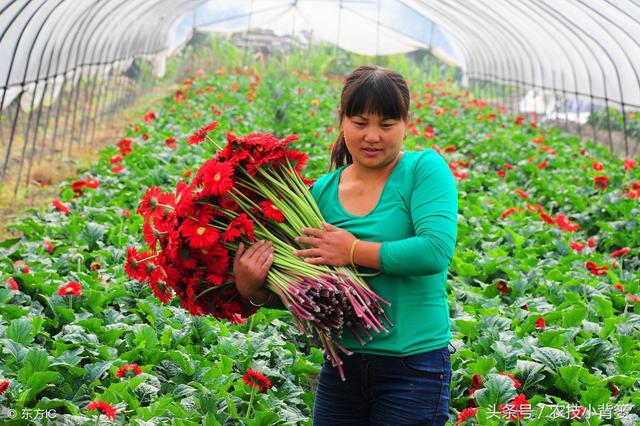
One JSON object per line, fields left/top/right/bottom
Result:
{"left": 570, "top": 241, "right": 586, "bottom": 251}
{"left": 6, "top": 277, "right": 19, "bottom": 292}
{"left": 514, "top": 189, "right": 529, "bottom": 199}
{"left": 259, "top": 200, "right": 285, "bottom": 222}
{"left": 456, "top": 407, "right": 478, "bottom": 425}
{"left": 611, "top": 247, "right": 629, "bottom": 258}
{"left": 535, "top": 317, "right": 546, "bottom": 329}
{"left": 188, "top": 121, "right": 218, "bottom": 145}
{"left": 500, "top": 207, "right": 516, "bottom": 219}
{"left": 223, "top": 213, "right": 255, "bottom": 243}
{"left": 0, "top": 380, "right": 9, "bottom": 395}
{"left": 86, "top": 400, "right": 117, "bottom": 420}
{"left": 116, "top": 363, "right": 142, "bottom": 378}
{"left": 148, "top": 268, "right": 174, "bottom": 303}
{"left": 242, "top": 368, "right": 272, "bottom": 392}
{"left": 193, "top": 160, "right": 235, "bottom": 197}
{"left": 137, "top": 186, "right": 163, "bottom": 216}
{"left": 556, "top": 214, "right": 580, "bottom": 232}
{"left": 58, "top": 281, "right": 82, "bottom": 297}
{"left": 52, "top": 199, "right": 70, "bottom": 215}
{"left": 180, "top": 218, "right": 219, "bottom": 249}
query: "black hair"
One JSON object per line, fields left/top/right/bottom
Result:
{"left": 329, "top": 65, "right": 410, "bottom": 170}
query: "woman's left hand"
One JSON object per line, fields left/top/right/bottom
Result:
{"left": 293, "top": 222, "right": 357, "bottom": 266}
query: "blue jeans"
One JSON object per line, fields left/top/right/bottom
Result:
{"left": 313, "top": 345, "right": 453, "bottom": 426}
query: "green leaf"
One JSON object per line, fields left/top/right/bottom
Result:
{"left": 474, "top": 374, "right": 518, "bottom": 406}
{"left": 531, "top": 347, "right": 573, "bottom": 372}
{"left": 6, "top": 318, "right": 34, "bottom": 345}
{"left": 134, "top": 324, "right": 159, "bottom": 351}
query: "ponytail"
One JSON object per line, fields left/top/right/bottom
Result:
{"left": 329, "top": 131, "right": 352, "bottom": 171}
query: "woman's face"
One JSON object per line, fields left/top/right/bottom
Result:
{"left": 340, "top": 111, "right": 408, "bottom": 170}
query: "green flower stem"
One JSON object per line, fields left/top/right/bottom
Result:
{"left": 245, "top": 385, "right": 257, "bottom": 419}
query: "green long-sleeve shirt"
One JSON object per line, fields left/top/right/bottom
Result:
{"left": 310, "top": 149, "right": 458, "bottom": 356}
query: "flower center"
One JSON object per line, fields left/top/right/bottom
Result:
{"left": 197, "top": 227, "right": 206, "bottom": 235}
{"left": 213, "top": 173, "right": 221, "bottom": 181}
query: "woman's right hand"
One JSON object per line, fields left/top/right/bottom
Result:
{"left": 233, "top": 240, "right": 274, "bottom": 303}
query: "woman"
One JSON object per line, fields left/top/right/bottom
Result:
{"left": 234, "top": 65, "right": 458, "bottom": 425}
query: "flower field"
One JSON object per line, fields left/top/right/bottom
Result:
{"left": 0, "top": 46, "right": 639, "bottom": 425}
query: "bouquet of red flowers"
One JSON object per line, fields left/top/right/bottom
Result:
{"left": 126, "top": 124, "right": 391, "bottom": 379}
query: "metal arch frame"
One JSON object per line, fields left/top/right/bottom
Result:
{"left": 62, "top": 0, "right": 135, "bottom": 155}
{"left": 433, "top": 0, "right": 536, "bottom": 114}
{"left": 429, "top": 0, "right": 512, "bottom": 105}
{"left": 107, "top": 0, "right": 206, "bottom": 111}
{"left": 398, "top": 0, "right": 492, "bottom": 98}
{"left": 507, "top": 0, "right": 585, "bottom": 136}
{"left": 0, "top": 0, "right": 54, "bottom": 181}
{"left": 396, "top": 1, "right": 474, "bottom": 85}
{"left": 405, "top": 1, "right": 504, "bottom": 104}
{"left": 464, "top": 0, "right": 547, "bottom": 116}
{"left": 83, "top": 0, "right": 205, "bottom": 146}
{"left": 34, "top": 0, "right": 100, "bottom": 165}
{"left": 14, "top": 0, "right": 67, "bottom": 191}
{"left": 49, "top": 0, "right": 105, "bottom": 158}
{"left": 532, "top": 0, "right": 617, "bottom": 152}
{"left": 576, "top": 0, "right": 640, "bottom": 154}
{"left": 75, "top": 0, "right": 138, "bottom": 149}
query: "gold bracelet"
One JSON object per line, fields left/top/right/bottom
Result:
{"left": 249, "top": 292, "right": 272, "bottom": 307}
{"left": 349, "top": 239, "right": 361, "bottom": 268}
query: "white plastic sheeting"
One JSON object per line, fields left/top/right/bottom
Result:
{"left": 1, "top": 0, "right": 639, "bottom": 110}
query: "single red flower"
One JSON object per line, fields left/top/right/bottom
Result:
{"left": 188, "top": 121, "right": 218, "bottom": 145}
{"left": 444, "top": 145, "right": 457, "bottom": 153}
{"left": 569, "top": 406, "right": 586, "bottom": 419}
{"left": 501, "top": 207, "right": 516, "bottom": 219}
{"left": 44, "top": 240, "right": 54, "bottom": 254}
{"left": 58, "top": 281, "right": 82, "bottom": 297}
{"left": 626, "top": 293, "right": 639, "bottom": 304}
{"left": 52, "top": 199, "right": 70, "bottom": 215}
{"left": 14, "top": 260, "right": 30, "bottom": 274}
{"left": 592, "top": 162, "right": 604, "bottom": 171}
{"left": 514, "top": 189, "right": 529, "bottom": 199}
{"left": 116, "top": 138, "right": 132, "bottom": 156}
{"left": 137, "top": 186, "right": 163, "bottom": 216}
{"left": 242, "top": 368, "right": 272, "bottom": 392}
{"left": 121, "top": 209, "right": 131, "bottom": 218}
{"left": 570, "top": 241, "right": 586, "bottom": 251}
{"left": 535, "top": 317, "right": 545, "bottom": 329}
{"left": 471, "top": 374, "right": 483, "bottom": 388}
{"left": 143, "top": 111, "right": 156, "bottom": 123}
{"left": 538, "top": 160, "right": 548, "bottom": 170}
{"left": 456, "top": 407, "right": 478, "bottom": 425}
{"left": 193, "top": 160, "right": 234, "bottom": 197}
{"left": 610, "top": 382, "right": 619, "bottom": 397}
{"left": 223, "top": 213, "right": 255, "bottom": 243}
{"left": 111, "top": 165, "right": 124, "bottom": 173}
{"left": 165, "top": 137, "right": 177, "bottom": 149}
{"left": 499, "top": 394, "right": 530, "bottom": 421}
{"left": 503, "top": 163, "right": 513, "bottom": 170}
{"left": 611, "top": 247, "right": 629, "bottom": 258}
{"left": 498, "top": 372, "right": 522, "bottom": 388}
{"left": 539, "top": 211, "right": 555, "bottom": 225}
{"left": 453, "top": 171, "right": 467, "bottom": 180}
{"left": 0, "top": 380, "right": 9, "bottom": 395}
{"left": 614, "top": 283, "right": 624, "bottom": 292}
{"left": 532, "top": 136, "right": 544, "bottom": 143}
{"left": 594, "top": 175, "right": 609, "bottom": 190}
{"left": 496, "top": 281, "right": 509, "bottom": 294}
{"left": 116, "top": 363, "right": 142, "bottom": 378}
{"left": 259, "top": 200, "right": 286, "bottom": 222}
{"left": 497, "top": 170, "right": 506, "bottom": 178}
{"left": 180, "top": 218, "right": 219, "bottom": 249}
{"left": 6, "top": 277, "right": 19, "bottom": 292}
{"left": 556, "top": 214, "right": 580, "bottom": 232}
{"left": 588, "top": 237, "right": 596, "bottom": 248}
{"left": 86, "top": 400, "right": 117, "bottom": 420}
{"left": 623, "top": 159, "right": 636, "bottom": 171}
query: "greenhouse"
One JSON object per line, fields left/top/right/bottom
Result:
{"left": 0, "top": 0, "right": 638, "bottom": 424}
